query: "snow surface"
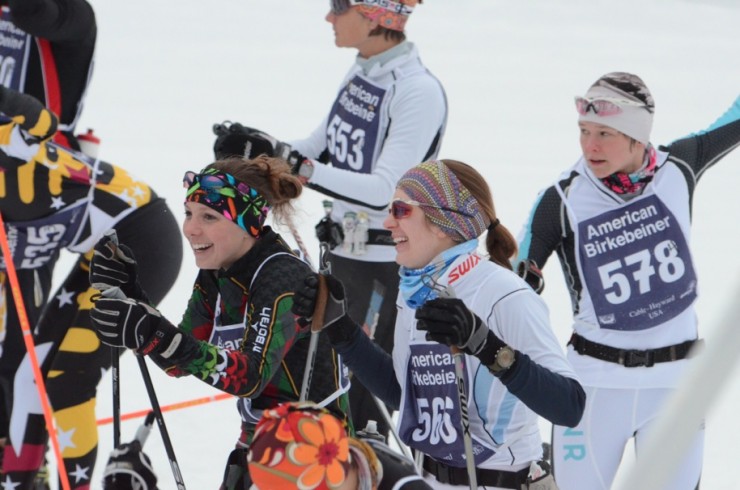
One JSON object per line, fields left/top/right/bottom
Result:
{"left": 43, "top": 0, "right": 740, "bottom": 488}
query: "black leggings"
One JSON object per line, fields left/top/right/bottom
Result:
{"left": 0, "top": 198, "right": 182, "bottom": 489}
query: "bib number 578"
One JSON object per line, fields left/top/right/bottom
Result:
{"left": 598, "top": 239, "right": 684, "bottom": 305}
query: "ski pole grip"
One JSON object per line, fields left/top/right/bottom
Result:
{"left": 310, "top": 274, "right": 329, "bottom": 333}
{"left": 104, "top": 228, "right": 119, "bottom": 246}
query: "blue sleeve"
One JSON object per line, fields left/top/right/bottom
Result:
{"left": 498, "top": 352, "right": 585, "bottom": 427}
{"left": 331, "top": 317, "right": 402, "bottom": 409}
{"left": 687, "top": 94, "right": 740, "bottom": 136}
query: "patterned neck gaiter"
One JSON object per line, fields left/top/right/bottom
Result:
{"left": 601, "top": 145, "right": 658, "bottom": 195}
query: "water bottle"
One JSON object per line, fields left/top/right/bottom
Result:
{"left": 77, "top": 128, "right": 100, "bottom": 158}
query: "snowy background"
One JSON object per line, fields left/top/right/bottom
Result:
{"left": 44, "top": 0, "right": 740, "bottom": 488}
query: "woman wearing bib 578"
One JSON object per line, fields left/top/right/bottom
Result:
{"left": 516, "top": 72, "right": 740, "bottom": 489}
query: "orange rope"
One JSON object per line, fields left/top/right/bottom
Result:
{"left": 97, "top": 392, "right": 232, "bottom": 426}
{"left": 0, "top": 213, "right": 71, "bottom": 490}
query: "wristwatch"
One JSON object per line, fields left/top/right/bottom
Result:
{"left": 488, "top": 345, "right": 516, "bottom": 375}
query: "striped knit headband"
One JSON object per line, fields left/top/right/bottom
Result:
{"left": 397, "top": 160, "right": 489, "bottom": 242}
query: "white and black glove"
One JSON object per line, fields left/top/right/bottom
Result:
{"left": 91, "top": 297, "right": 181, "bottom": 356}
{"left": 212, "top": 121, "right": 306, "bottom": 170}
{"left": 90, "top": 234, "right": 146, "bottom": 300}
{"left": 415, "top": 297, "right": 504, "bottom": 357}
{"left": 102, "top": 441, "right": 158, "bottom": 490}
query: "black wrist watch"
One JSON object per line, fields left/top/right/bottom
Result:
{"left": 488, "top": 345, "right": 516, "bottom": 375}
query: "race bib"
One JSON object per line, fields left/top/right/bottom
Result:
{"left": 0, "top": 8, "right": 30, "bottom": 91}
{"left": 325, "top": 75, "right": 386, "bottom": 174}
{"left": 578, "top": 194, "right": 697, "bottom": 330}
{"left": 399, "top": 343, "right": 493, "bottom": 467}
{"left": 208, "top": 321, "right": 244, "bottom": 352}
{"left": 0, "top": 206, "right": 84, "bottom": 270}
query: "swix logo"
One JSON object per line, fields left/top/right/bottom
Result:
{"left": 448, "top": 254, "right": 481, "bottom": 284}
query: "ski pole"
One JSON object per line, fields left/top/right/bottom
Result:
{"left": 98, "top": 230, "right": 186, "bottom": 487}
{"left": 134, "top": 411, "right": 156, "bottom": 448}
{"left": 299, "top": 242, "right": 330, "bottom": 402}
{"left": 100, "top": 280, "right": 187, "bottom": 490}
{"left": 136, "top": 354, "right": 187, "bottom": 489}
{"left": 452, "top": 347, "right": 477, "bottom": 489}
{"left": 0, "top": 212, "right": 72, "bottom": 490}
{"left": 438, "top": 284, "right": 477, "bottom": 489}
{"left": 100, "top": 229, "right": 123, "bottom": 448}
{"left": 97, "top": 393, "right": 232, "bottom": 426}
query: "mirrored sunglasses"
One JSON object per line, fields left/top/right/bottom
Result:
{"left": 183, "top": 170, "right": 251, "bottom": 201}
{"left": 330, "top": 0, "right": 413, "bottom": 16}
{"left": 574, "top": 96, "right": 647, "bottom": 116}
{"left": 389, "top": 199, "right": 473, "bottom": 220}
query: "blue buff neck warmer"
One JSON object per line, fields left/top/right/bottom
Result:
{"left": 398, "top": 239, "right": 478, "bottom": 309}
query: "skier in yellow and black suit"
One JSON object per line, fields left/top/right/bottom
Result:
{"left": 0, "top": 86, "right": 182, "bottom": 489}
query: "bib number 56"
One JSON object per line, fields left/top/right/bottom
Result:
{"left": 411, "top": 396, "right": 457, "bottom": 445}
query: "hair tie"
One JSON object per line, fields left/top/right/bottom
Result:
{"left": 488, "top": 219, "right": 500, "bottom": 232}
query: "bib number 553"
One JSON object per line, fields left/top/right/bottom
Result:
{"left": 326, "top": 115, "right": 365, "bottom": 170}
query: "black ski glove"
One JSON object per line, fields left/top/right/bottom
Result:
{"left": 212, "top": 121, "right": 307, "bottom": 170}
{"left": 415, "top": 297, "right": 505, "bottom": 357}
{"left": 91, "top": 297, "right": 181, "bottom": 356}
{"left": 90, "top": 234, "right": 148, "bottom": 301}
{"left": 102, "top": 441, "right": 158, "bottom": 490}
{"left": 292, "top": 272, "right": 357, "bottom": 344}
{"left": 0, "top": 85, "right": 57, "bottom": 141}
{"left": 314, "top": 216, "right": 344, "bottom": 250}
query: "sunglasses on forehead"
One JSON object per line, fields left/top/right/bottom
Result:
{"left": 574, "top": 96, "right": 649, "bottom": 117}
{"left": 183, "top": 170, "right": 252, "bottom": 200}
{"left": 389, "top": 199, "right": 473, "bottom": 220}
{"left": 329, "top": 0, "right": 413, "bottom": 16}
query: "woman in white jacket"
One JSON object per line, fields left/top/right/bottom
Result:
{"left": 294, "top": 159, "right": 585, "bottom": 489}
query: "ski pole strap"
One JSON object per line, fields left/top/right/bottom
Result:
{"left": 422, "top": 456, "right": 529, "bottom": 488}
{"left": 568, "top": 333, "right": 702, "bottom": 368}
